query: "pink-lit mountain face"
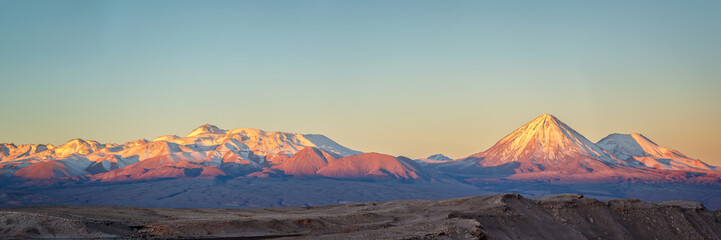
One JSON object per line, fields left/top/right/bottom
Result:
{"left": 1, "top": 125, "right": 362, "bottom": 181}
{"left": 4, "top": 115, "right": 721, "bottom": 211}
{"left": 271, "top": 147, "right": 340, "bottom": 177}
{"left": 437, "top": 114, "right": 718, "bottom": 182}
{"left": 1, "top": 115, "right": 718, "bottom": 184}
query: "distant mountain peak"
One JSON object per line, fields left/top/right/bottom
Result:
{"left": 427, "top": 154, "right": 452, "bottom": 161}
{"left": 154, "top": 135, "right": 180, "bottom": 142}
{"left": 525, "top": 113, "right": 563, "bottom": 129}
{"left": 67, "top": 138, "right": 86, "bottom": 143}
{"left": 187, "top": 124, "right": 226, "bottom": 137}
{"left": 473, "top": 114, "right": 620, "bottom": 169}
{"left": 536, "top": 113, "right": 557, "bottom": 120}
{"left": 597, "top": 133, "right": 671, "bottom": 159}
{"left": 597, "top": 133, "right": 713, "bottom": 170}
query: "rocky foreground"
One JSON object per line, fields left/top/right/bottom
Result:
{"left": 1, "top": 194, "right": 720, "bottom": 239}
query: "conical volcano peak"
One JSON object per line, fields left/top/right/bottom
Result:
{"left": 187, "top": 124, "right": 226, "bottom": 137}
{"left": 525, "top": 114, "right": 565, "bottom": 129}
{"left": 509, "top": 114, "right": 576, "bottom": 143}
{"left": 535, "top": 113, "right": 558, "bottom": 121}
{"left": 477, "top": 114, "right": 620, "bottom": 168}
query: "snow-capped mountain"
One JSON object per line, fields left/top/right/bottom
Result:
{"left": 187, "top": 124, "right": 226, "bottom": 137}
{"left": 597, "top": 133, "right": 714, "bottom": 171}
{"left": 478, "top": 114, "right": 621, "bottom": 166}
{"left": 2, "top": 124, "right": 362, "bottom": 180}
{"left": 427, "top": 154, "right": 452, "bottom": 161}
{"left": 440, "top": 114, "right": 623, "bottom": 174}
{"left": 436, "top": 114, "right": 718, "bottom": 182}
{"left": 0, "top": 143, "right": 52, "bottom": 160}
{"left": 2, "top": 118, "right": 718, "bottom": 183}
{"left": 414, "top": 154, "right": 453, "bottom": 165}
{"left": 1, "top": 144, "right": 55, "bottom": 175}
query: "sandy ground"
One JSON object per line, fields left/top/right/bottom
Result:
{"left": 1, "top": 193, "right": 720, "bottom": 239}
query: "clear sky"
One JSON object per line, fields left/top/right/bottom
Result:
{"left": 1, "top": 1, "right": 720, "bottom": 164}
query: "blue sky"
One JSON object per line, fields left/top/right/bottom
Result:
{"left": 1, "top": 0, "right": 720, "bottom": 163}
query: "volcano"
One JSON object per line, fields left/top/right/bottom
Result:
{"left": 437, "top": 114, "right": 686, "bottom": 181}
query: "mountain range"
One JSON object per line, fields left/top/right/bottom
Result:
{"left": 1, "top": 114, "right": 717, "bottom": 184}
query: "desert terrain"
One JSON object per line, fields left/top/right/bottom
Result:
{"left": 2, "top": 193, "right": 720, "bottom": 239}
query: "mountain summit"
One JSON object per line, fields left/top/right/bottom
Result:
{"left": 476, "top": 114, "right": 620, "bottom": 168}
{"left": 427, "top": 154, "right": 452, "bottom": 161}
{"left": 439, "top": 114, "right": 629, "bottom": 179}
{"left": 597, "top": 133, "right": 714, "bottom": 171}
{"left": 187, "top": 124, "right": 226, "bottom": 137}
{"left": 435, "top": 114, "right": 719, "bottom": 182}
{"left": 2, "top": 115, "right": 718, "bottom": 184}
{"left": 2, "top": 125, "right": 362, "bottom": 180}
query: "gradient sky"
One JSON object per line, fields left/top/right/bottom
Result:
{"left": 1, "top": 1, "right": 720, "bottom": 164}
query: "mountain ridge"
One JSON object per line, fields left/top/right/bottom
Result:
{"left": 2, "top": 117, "right": 718, "bottom": 184}
{"left": 1, "top": 124, "right": 362, "bottom": 180}
{"left": 597, "top": 133, "right": 714, "bottom": 171}
{"left": 434, "top": 114, "right": 717, "bottom": 182}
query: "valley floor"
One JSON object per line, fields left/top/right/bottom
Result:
{"left": 3, "top": 177, "right": 721, "bottom": 209}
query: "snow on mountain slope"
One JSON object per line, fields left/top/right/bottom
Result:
{"left": 187, "top": 124, "right": 227, "bottom": 137}
{"left": 597, "top": 133, "right": 715, "bottom": 171}
{"left": 170, "top": 125, "right": 361, "bottom": 157}
{"left": 316, "top": 153, "right": 422, "bottom": 180}
{"left": 6, "top": 123, "right": 363, "bottom": 180}
{"left": 437, "top": 114, "right": 648, "bottom": 181}
{"left": 271, "top": 147, "right": 339, "bottom": 177}
{"left": 443, "top": 114, "right": 622, "bottom": 172}
{"left": 0, "top": 143, "right": 53, "bottom": 162}
{"left": 117, "top": 140, "right": 182, "bottom": 162}
{"left": 51, "top": 139, "right": 110, "bottom": 159}
{"left": 85, "top": 154, "right": 136, "bottom": 174}
{"left": 414, "top": 154, "right": 453, "bottom": 165}
{"left": 0, "top": 140, "right": 107, "bottom": 176}
{"left": 436, "top": 114, "right": 721, "bottom": 183}
{"left": 1, "top": 124, "right": 361, "bottom": 180}
{"left": 219, "top": 128, "right": 360, "bottom": 156}
{"left": 90, "top": 148, "right": 267, "bottom": 182}
{"left": 479, "top": 114, "right": 621, "bottom": 166}
{"left": 301, "top": 134, "right": 362, "bottom": 157}
{"left": 209, "top": 150, "right": 266, "bottom": 176}
{"left": 154, "top": 135, "right": 180, "bottom": 142}
{"left": 427, "top": 154, "right": 452, "bottom": 161}
{"left": 4, "top": 121, "right": 716, "bottom": 184}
